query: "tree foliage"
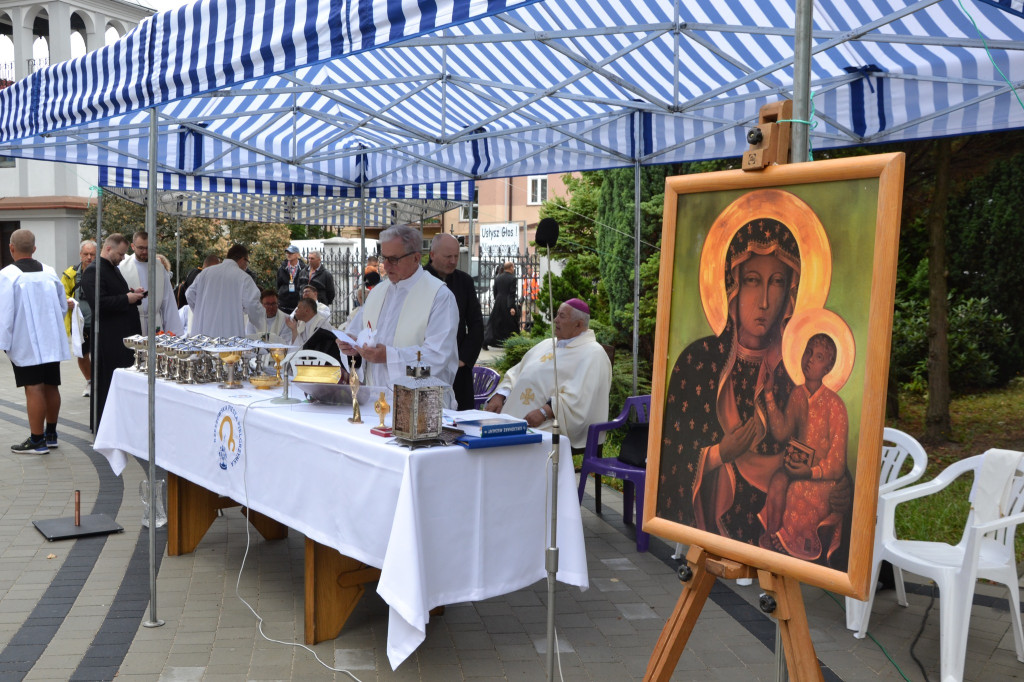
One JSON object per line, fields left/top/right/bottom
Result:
{"left": 215, "top": 221, "right": 292, "bottom": 291}
{"left": 80, "top": 194, "right": 219, "bottom": 284}
{"left": 946, "top": 151, "right": 1024, "bottom": 382}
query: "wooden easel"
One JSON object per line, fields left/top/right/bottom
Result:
{"left": 644, "top": 545, "right": 823, "bottom": 682}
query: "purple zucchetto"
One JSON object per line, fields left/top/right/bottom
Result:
{"left": 564, "top": 298, "right": 590, "bottom": 315}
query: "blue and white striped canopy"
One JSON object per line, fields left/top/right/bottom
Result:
{"left": 99, "top": 168, "right": 472, "bottom": 226}
{"left": 1, "top": 0, "right": 1022, "bottom": 194}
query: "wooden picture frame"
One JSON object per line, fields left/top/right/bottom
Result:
{"left": 644, "top": 154, "right": 905, "bottom": 599}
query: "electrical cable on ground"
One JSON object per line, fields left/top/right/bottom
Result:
{"left": 822, "top": 589, "right": 913, "bottom": 682}
{"left": 233, "top": 396, "right": 366, "bottom": 681}
{"left": 909, "top": 584, "right": 936, "bottom": 682}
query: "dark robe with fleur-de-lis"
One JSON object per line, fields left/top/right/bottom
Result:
{"left": 656, "top": 319, "right": 794, "bottom": 543}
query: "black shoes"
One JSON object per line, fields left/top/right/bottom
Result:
{"left": 11, "top": 437, "right": 48, "bottom": 454}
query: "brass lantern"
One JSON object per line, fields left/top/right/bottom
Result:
{"left": 392, "top": 353, "right": 446, "bottom": 442}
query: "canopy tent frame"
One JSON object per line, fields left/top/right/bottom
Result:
{"left": 4, "top": 0, "right": 1024, "bottom": 674}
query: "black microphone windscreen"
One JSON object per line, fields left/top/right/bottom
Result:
{"left": 535, "top": 218, "right": 559, "bottom": 248}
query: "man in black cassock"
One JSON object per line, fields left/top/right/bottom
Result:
{"left": 426, "top": 234, "right": 484, "bottom": 410}
{"left": 485, "top": 261, "right": 518, "bottom": 348}
{"left": 80, "top": 233, "right": 144, "bottom": 430}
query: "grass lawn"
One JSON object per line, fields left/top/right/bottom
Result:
{"left": 886, "top": 377, "right": 1024, "bottom": 563}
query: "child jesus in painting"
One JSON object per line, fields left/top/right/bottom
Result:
{"left": 759, "top": 333, "right": 850, "bottom": 563}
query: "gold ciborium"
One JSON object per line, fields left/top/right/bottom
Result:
{"left": 218, "top": 350, "right": 243, "bottom": 389}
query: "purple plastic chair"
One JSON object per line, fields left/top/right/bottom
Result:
{"left": 472, "top": 366, "right": 501, "bottom": 409}
{"left": 577, "top": 395, "right": 651, "bottom": 552}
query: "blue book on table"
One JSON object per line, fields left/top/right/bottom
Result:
{"left": 456, "top": 431, "right": 543, "bottom": 449}
{"left": 454, "top": 417, "right": 528, "bottom": 437}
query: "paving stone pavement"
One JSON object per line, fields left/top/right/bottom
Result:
{"left": 0, "top": 353, "right": 1023, "bottom": 680}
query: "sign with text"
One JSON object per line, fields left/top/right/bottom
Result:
{"left": 479, "top": 222, "right": 520, "bottom": 254}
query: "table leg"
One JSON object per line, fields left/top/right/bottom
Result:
{"left": 239, "top": 507, "right": 289, "bottom": 541}
{"left": 167, "top": 472, "right": 224, "bottom": 555}
{"left": 304, "top": 539, "right": 381, "bottom": 645}
{"left": 167, "top": 474, "right": 288, "bottom": 555}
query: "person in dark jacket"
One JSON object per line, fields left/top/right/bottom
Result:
{"left": 485, "top": 261, "right": 518, "bottom": 348}
{"left": 425, "top": 234, "right": 484, "bottom": 410}
{"left": 79, "top": 233, "right": 144, "bottom": 430}
{"left": 297, "top": 250, "right": 335, "bottom": 305}
{"left": 276, "top": 245, "right": 304, "bottom": 314}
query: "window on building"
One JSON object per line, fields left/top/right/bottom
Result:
{"left": 459, "top": 188, "right": 479, "bottom": 221}
{"left": 527, "top": 175, "right": 548, "bottom": 205}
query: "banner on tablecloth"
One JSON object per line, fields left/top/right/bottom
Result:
{"left": 213, "top": 404, "right": 245, "bottom": 470}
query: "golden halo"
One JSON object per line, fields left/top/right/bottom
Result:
{"left": 698, "top": 189, "right": 832, "bottom": 335}
{"left": 782, "top": 308, "right": 856, "bottom": 392}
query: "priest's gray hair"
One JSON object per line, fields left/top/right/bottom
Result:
{"left": 80, "top": 239, "right": 96, "bottom": 251}
{"left": 380, "top": 224, "right": 422, "bottom": 255}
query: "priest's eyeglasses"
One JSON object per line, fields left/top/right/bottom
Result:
{"left": 381, "top": 251, "right": 418, "bottom": 265}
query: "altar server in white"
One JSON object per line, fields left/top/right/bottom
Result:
{"left": 119, "top": 231, "right": 184, "bottom": 336}
{"left": 337, "top": 224, "right": 459, "bottom": 407}
{"left": 484, "top": 298, "right": 611, "bottom": 449}
{"left": 186, "top": 244, "right": 265, "bottom": 338}
{"left": 0, "top": 229, "right": 70, "bottom": 454}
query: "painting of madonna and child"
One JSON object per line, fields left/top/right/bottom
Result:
{"left": 644, "top": 154, "right": 905, "bottom": 598}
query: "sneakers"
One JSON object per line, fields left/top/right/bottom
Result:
{"left": 82, "top": 381, "right": 91, "bottom": 397}
{"left": 11, "top": 437, "right": 48, "bottom": 454}
{"left": 45, "top": 433, "right": 58, "bottom": 449}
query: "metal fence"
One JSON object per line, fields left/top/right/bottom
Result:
{"left": 299, "top": 244, "right": 540, "bottom": 334}
{"left": 298, "top": 246, "right": 379, "bottom": 327}
{"left": 477, "top": 248, "right": 542, "bottom": 334}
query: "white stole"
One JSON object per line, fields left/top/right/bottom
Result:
{"left": 362, "top": 274, "right": 443, "bottom": 347}
{"left": 120, "top": 255, "right": 165, "bottom": 329}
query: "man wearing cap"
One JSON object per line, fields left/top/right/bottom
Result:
{"left": 483, "top": 298, "right": 611, "bottom": 450}
{"left": 276, "top": 245, "right": 304, "bottom": 314}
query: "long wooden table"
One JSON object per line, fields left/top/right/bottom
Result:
{"left": 95, "top": 369, "right": 589, "bottom": 668}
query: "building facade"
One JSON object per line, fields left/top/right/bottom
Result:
{"left": 0, "top": 0, "right": 152, "bottom": 268}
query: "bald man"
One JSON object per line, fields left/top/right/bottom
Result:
{"left": 425, "top": 233, "right": 483, "bottom": 410}
{"left": 1, "top": 229, "right": 71, "bottom": 453}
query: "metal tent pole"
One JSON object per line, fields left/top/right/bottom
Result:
{"left": 791, "top": 0, "right": 813, "bottom": 163}
{"left": 544, "top": 242, "right": 561, "bottom": 682}
{"left": 91, "top": 189, "right": 103, "bottom": 430}
{"left": 144, "top": 108, "right": 164, "bottom": 629}
{"left": 632, "top": 112, "right": 642, "bottom": 395}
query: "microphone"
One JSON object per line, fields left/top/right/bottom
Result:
{"left": 535, "top": 218, "right": 559, "bottom": 248}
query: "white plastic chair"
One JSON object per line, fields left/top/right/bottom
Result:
{"left": 846, "top": 428, "right": 929, "bottom": 632}
{"left": 855, "top": 450, "right": 1024, "bottom": 682}
{"left": 285, "top": 349, "right": 340, "bottom": 378}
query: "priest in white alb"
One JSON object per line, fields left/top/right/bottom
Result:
{"left": 337, "top": 224, "right": 459, "bottom": 408}
{"left": 119, "top": 231, "right": 184, "bottom": 336}
{"left": 186, "top": 244, "right": 265, "bottom": 338}
{"left": 483, "top": 298, "right": 611, "bottom": 450}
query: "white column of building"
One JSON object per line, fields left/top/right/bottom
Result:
{"left": 13, "top": 7, "right": 32, "bottom": 80}
{"left": 47, "top": 1, "right": 72, "bottom": 64}
{"left": 85, "top": 12, "right": 106, "bottom": 54}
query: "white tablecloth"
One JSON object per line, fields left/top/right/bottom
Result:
{"left": 95, "top": 369, "right": 588, "bottom": 668}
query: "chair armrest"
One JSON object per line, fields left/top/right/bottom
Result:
{"left": 878, "top": 455, "right": 981, "bottom": 506}
{"left": 972, "top": 509, "right": 1024, "bottom": 535}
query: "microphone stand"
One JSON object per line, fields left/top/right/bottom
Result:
{"left": 544, "top": 242, "right": 561, "bottom": 682}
